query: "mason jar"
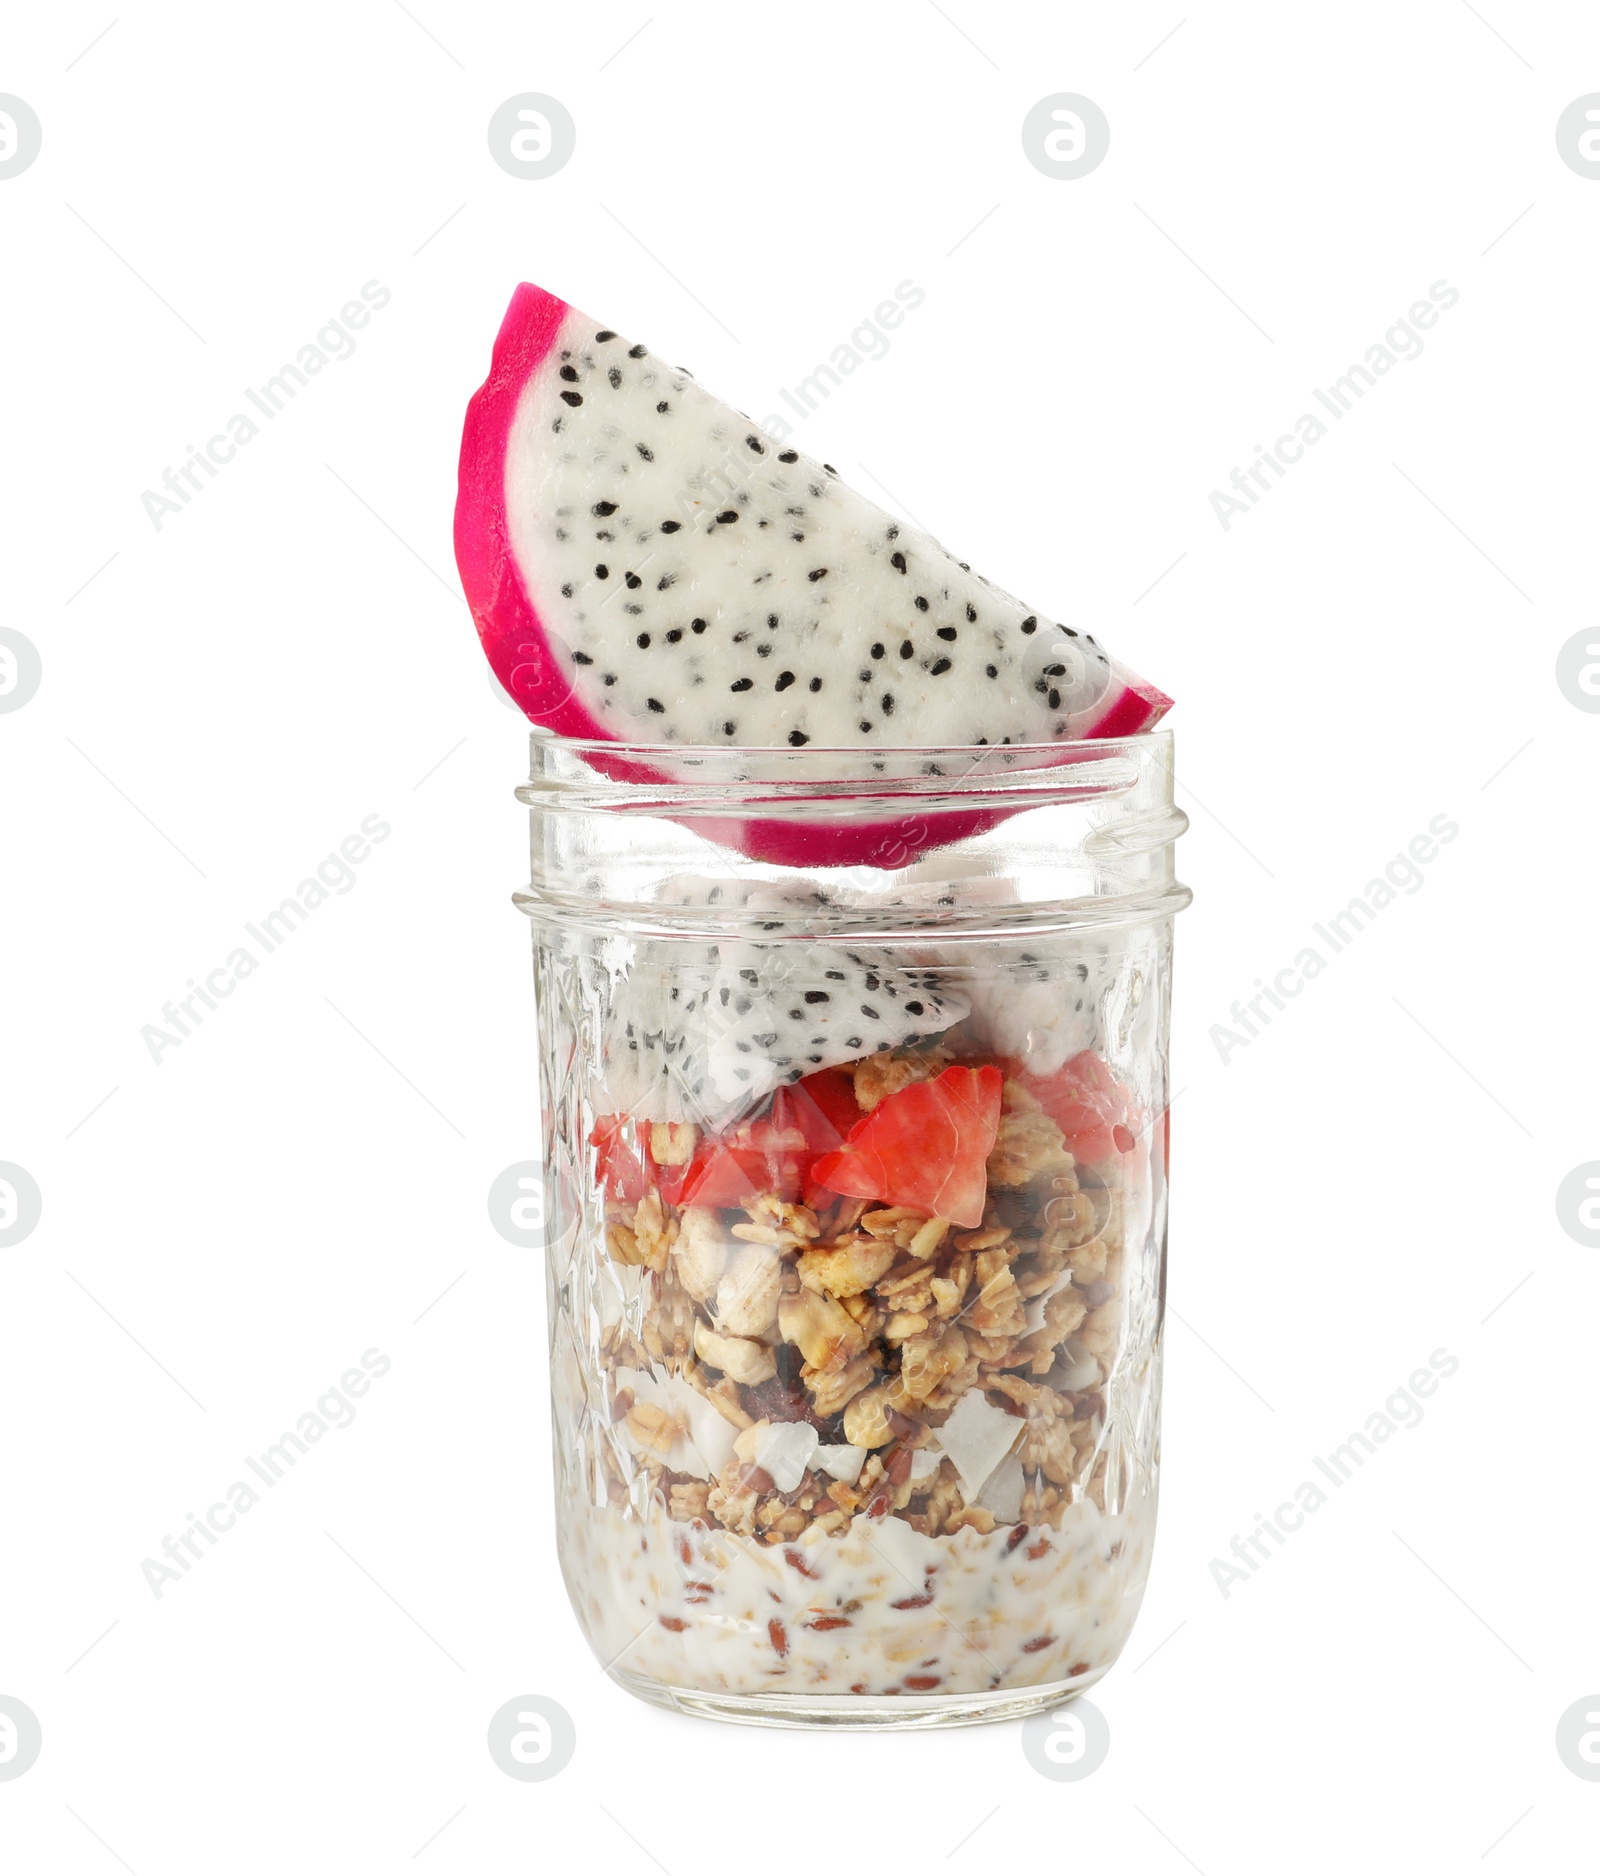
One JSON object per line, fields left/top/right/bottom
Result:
{"left": 516, "top": 733, "right": 1189, "bottom": 1729}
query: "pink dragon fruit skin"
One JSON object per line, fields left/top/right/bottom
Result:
{"left": 456, "top": 285, "right": 590, "bottom": 734}
{"left": 455, "top": 283, "right": 1170, "bottom": 868}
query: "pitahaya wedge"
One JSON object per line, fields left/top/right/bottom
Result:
{"left": 597, "top": 941, "right": 968, "bottom": 1126}
{"left": 456, "top": 284, "right": 1170, "bottom": 768}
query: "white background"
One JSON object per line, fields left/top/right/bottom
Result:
{"left": 2, "top": 1, "right": 1597, "bottom": 1869}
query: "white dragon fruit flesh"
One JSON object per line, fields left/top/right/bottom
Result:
{"left": 958, "top": 939, "right": 1115, "bottom": 1077}
{"left": 456, "top": 283, "right": 1170, "bottom": 755}
{"left": 598, "top": 941, "right": 968, "bottom": 1126}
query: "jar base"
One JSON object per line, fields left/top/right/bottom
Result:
{"left": 607, "top": 1662, "right": 1111, "bottom": 1732}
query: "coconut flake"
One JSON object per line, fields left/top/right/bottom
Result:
{"left": 670, "top": 1378, "right": 738, "bottom": 1478}
{"left": 937, "top": 1387, "right": 1022, "bottom": 1499}
{"left": 615, "top": 1366, "right": 737, "bottom": 1481}
{"left": 974, "top": 1450, "right": 1025, "bottom": 1524}
{"left": 1053, "top": 1338, "right": 1101, "bottom": 1393}
{"left": 1023, "top": 1272, "right": 1074, "bottom": 1335}
{"left": 910, "top": 1447, "right": 943, "bottom": 1484}
{"left": 811, "top": 1443, "right": 868, "bottom": 1485}
{"left": 754, "top": 1420, "right": 820, "bottom": 1492}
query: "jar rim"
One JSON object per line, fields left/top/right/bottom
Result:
{"left": 517, "top": 727, "right": 1187, "bottom": 914}
{"left": 518, "top": 728, "right": 1177, "bottom": 814}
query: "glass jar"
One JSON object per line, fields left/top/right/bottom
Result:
{"left": 516, "top": 733, "right": 1189, "bottom": 1729}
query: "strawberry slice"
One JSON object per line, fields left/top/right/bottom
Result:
{"left": 778, "top": 1068, "right": 863, "bottom": 1150}
{"left": 679, "top": 1119, "right": 807, "bottom": 1208}
{"left": 1021, "top": 1050, "right": 1137, "bottom": 1167}
{"left": 773, "top": 1069, "right": 863, "bottom": 1207}
{"left": 590, "top": 1116, "right": 650, "bottom": 1204}
{"left": 811, "top": 1064, "right": 1002, "bottom": 1229}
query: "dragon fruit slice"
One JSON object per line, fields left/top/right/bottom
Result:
{"left": 599, "top": 942, "right": 968, "bottom": 1126}
{"left": 577, "top": 876, "right": 969, "bottom": 1125}
{"left": 456, "top": 283, "right": 1170, "bottom": 755}
{"left": 959, "top": 939, "right": 1114, "bottom": 1077}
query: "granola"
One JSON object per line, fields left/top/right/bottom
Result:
{"left": 593, "top": 1051, "right": 1138, "bottom": 1546}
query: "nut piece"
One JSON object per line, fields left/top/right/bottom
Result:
{"left": 738, "top": 1194, "right": 822, "bottom": 1245}
{"left": 673, "top": 1207, "right": 728, "bottom": 1304}
{"left": 693, "top": 1321, "right": 777, "bottom": 1386}
{"left": 705, "top": 1456, "right": 763, "bottom": 1536}
{"left": 669, "top": 1480, "right": 711, "bottom": 1522}
{"left": 715, "top": 1240, "right": 783, "bottom": 1338}
{"left": 778, "top": 1286, "right": 866, "bottom": 1372}
{"left": 852, "top": 1046, "right": 953, "bottom": 1112}
{"left": 649, "top": 1121, "right": 697, "bottom": 1166}
{"left": 605, "top": 1222, "right": 646, "bottom": 1268}
{"left": 929, "top": 1252, "right": 972, "bottom": 1317}
{"left": 797, "top": 1236, "right": 898, "bottom": 1298}
{"left": 842, "top": 1379, "right": 908, "bottom": 1449}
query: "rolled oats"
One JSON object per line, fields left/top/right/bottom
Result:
{"left": 1041, "top": 1192, "right": 1101, "bottom": 1255}
{"left": 632, "top": 1191, "right": 676, "bottom": 1273}
{"left": 907, "top": 1216, "right": 949, "bottom": 1259}
{"left": 952, "top": 1225, "right": 1012, "bottom": 1253}
{"left": 642, "top": 1267, "right": 697, "bottom": 1363}
{"left": 624, "top": 1399, "right": 681, "bottom": 1456}
{"left": 874, "top": 1260, "right": 938, "bottom": 1315}
{"left": 898, "top": 1324, "right": 969, "bottom": 1403}
{"left": 861, "top": 1206, "right": 927, "bottom": 1238}
{"left": 966, "top": 1254, "right": 1027, "bottom": 1340}
{"left": 743, "top": 1194, "right": 823, "bottom": 1243}
{"left": 1067, "top": 1235, "right": 1110, "bottom": 1284}
{"left": 986, "top": 1085, "right": 1075, "bottom": 1187}
{"left": 1077, "top": 1297, "right": 1122, "bottom": 1364}
{"left": 803, "top": 1350, "right": 878, "bottom": 1416}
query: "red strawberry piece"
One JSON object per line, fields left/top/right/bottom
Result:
{"left": 590, "top": 1116, "right": 651, "bottom": 1204}
{"left": 779, "top": 1069, "right": 863, "bottom": 1149}
{"left": 773, "top": 1070, "right": 864, "bottom": 1207}
{"left": 677, "top": 1117, "right": 808, "bottom": 1209}
{"left": 1022, "top": 1050, "right": 1136, "bottom": 1166}
{"left": 811, "top": 1064, "right": 1002, "bottom": 1229}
